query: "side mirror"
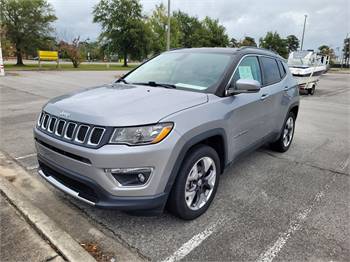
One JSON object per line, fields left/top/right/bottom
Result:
{"left": 226, "top": 79, "right": 261, "bottom": 96}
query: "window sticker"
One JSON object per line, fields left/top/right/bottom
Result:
{"left": 176, "top": 83, "right": 207, "bottom": 90}
{"left": 238, "top": 66, "right": 254, "bottom": 80}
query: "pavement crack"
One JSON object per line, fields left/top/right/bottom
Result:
{"left": 260, "top": 150, "right": 349, "bottom": 177}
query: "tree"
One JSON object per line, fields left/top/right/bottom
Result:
{"left": 93, "top": 0, "right": 151, "bottom": 66}
{"left": 59, "top": 37, "right": 83, "bottom": 68}
{"left": 286, "top": 35, "right": 299, "bottom": 52}
{"left": 201, "top": 17, "right": 229, "bottom": 47}
{"left": 259, "top": 31, "right": 288, "bottom": 58}
{"left": 229, "top": 37, "right": 239, "bottom": 48}
{"left": 342, "top": 38, "right": 350, "bottom": 67}
{"left": 173, "top": 11, "right": 203, "bottom": 48}
{"left": 1, "top": 0, "right": 57, "bottom": 65}
{"left": 148, "top": 4, "right": 180, "bottom": 53}
{"left": 318, "top": 45, "right": 335, "bottom": 60}
{"left": 240, "top": 36, "right": 257, "bottom": 47}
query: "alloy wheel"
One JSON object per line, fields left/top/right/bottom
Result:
{"left": 283, "top": 116, "right": 294, "bottom": 147}
{"left": 184, "top": 156, "right": 217, "bottom": 211}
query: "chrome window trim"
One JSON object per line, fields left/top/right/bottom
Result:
{"left": 87, "top": 127, "right": 106, "bottom": 146}
{"left": 64, "top": 122, "right": 77, "bottom": 140}
{"left": 74, "top": 125, "right": 90, "bottom": 143}
{"left": 47, "top": 117, "right": 57, "bottom": 133}
{"left": 55, "top": 119, "right": 66, "bottom": 136}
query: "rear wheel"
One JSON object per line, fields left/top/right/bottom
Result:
{"left": 167, "top": 145, "right": 220, "bottom": 220}
{"left": 270, "top": 111, "right": 296, "bottom": 152}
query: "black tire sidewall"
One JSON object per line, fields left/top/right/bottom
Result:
{"left": 271, "top": 111, "right": 296, "bottom": 152}
{"left": 280, "top": 111, "right": 296, "bottom": 151}
{"left": 168, "top": 145, "right": 220, "bottom": 220}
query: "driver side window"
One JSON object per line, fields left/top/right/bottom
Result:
{"left": 232, "top": 56, "right": 262, "bottom": 88}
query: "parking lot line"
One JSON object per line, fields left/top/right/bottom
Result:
{"left": 26, "top": 164, "right": 39, "bottom": 170}
{"left": 256, "top": 178, "right": 333, "bottom": 262}
{"left": 15, "top": 153, "right": 37, "bottom": 160}
{"left": 161, "top": 218, "right": 226, "bottom": 262}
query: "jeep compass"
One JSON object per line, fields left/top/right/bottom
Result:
{"left": 34, "top": 47, "right": 299, "bottom": 220}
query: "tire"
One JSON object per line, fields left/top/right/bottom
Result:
{"left": 270, "top": 111, "right": 296, "bottom": 153}
{"left": 167, "top": 145, "right": 220, "bottom": 220}
{"left": 308, "top": 85, "right": 315, "bottom": 95}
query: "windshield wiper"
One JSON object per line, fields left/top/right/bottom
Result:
{"left": 132, "top": 81, "right": 176, "bottom": 89}
{"left": 115, "top": 78, "right": 129, "bottom": 84}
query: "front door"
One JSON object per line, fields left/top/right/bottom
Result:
{"left": 226, "top": 56, "right": 272, "bottom": 157}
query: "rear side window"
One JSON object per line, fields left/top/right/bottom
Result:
{"left": 277, "top": 60, "right": 286, "bottom": 78}
{"left": 232, "top": 56, "right": 262, "bottom": 88}
{"left": 260, "top": 57, "right": 281, "bottom": 85}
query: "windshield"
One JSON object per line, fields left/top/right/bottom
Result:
{"left": 124, "top": 52, "right": 233, "bottom": 91}
{"left": 288, "top": 51, "right": 315, "bottom": 67}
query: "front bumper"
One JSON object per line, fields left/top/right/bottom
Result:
{"left": 34, "top": 126, "right": 182, "bottom": 209}
{"left": 37, "top": 156, "right": 168, "bottom": 210}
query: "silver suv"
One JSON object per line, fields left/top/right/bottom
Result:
{"left": 34, "top": 47, "right": 299, "bottom": 220}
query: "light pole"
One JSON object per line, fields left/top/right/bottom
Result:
{"left": 0, "top": 34, "right": 5, "bottom": 76}
{"left": 300, "top": 14, "right": 307, "bottom": 51}
{"left": 166, "top": 0, "right": 171, "bottom": 50}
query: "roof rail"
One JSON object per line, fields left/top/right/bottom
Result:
{"left": 238, "top": 46, "right": 280, "bottom": 56}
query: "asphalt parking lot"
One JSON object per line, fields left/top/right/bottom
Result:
{"left": 1, "top": 71, "right": 349, "bottom": 261}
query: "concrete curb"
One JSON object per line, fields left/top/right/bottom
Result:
{"left": 0, "top": 176, "right": 96, "bottom": 262}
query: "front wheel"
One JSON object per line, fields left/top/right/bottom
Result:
{"left": 167, "top": 145, "right": 220, "bottom": 220}
{"left": 270, "top": 111, "right": 296, "bottom": 152}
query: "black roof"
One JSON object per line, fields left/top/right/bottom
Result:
{"left": 168, "top": 46, "right": 283, "bottom": 60}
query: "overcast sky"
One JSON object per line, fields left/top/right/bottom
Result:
{"left": 48, "top": 0, "right": 349, "bottom": 55}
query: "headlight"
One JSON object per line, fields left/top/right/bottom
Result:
{"left": 109, "top": 123, "right": 173, "bottom": 145}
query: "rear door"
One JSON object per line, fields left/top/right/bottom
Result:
{"left": 259, "top": 56, "right": 286, "bottom": 134}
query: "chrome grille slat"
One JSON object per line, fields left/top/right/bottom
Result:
{"left": 55, "top": 119, "right": 66, "bottom": 136}
{"left": 37, "top": 112, "right": 44, "bottom": 126}
{"left": 64, "top": 122, "right": 77, "bottom": 140}
{"left": 87, "top": 127, "right": 105, "bottom": 146}
{"left": 38, "top": 112, "right": 106, "bottom": 147}
{"left": 74, "top": 125, "right": 90, "bottom": 143}
{"left": 41, "top": 114, "right": 50, "bottom": 130}
{"left": 47, "top": 117, "right": 57, "bottom": 133}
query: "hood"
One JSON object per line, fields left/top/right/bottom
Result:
{"left": 44, "top": 83, "right": 208, "bottom": 126}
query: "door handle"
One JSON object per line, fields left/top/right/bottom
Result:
{"left": 284, "top": 86, "right": 290, "bottom": 91}
{"left": 260, "top": 93, "right": 269, "bottom": 100}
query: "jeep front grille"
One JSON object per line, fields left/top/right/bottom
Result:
{"left": 37, "top": 112, "right": 107, "bottom": 148}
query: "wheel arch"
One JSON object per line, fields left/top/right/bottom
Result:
{"left": 289, "top": 103, "right": 299, "bottom": 119}
{"left": 164, "top": 128, "right": 228, "bottom": 194}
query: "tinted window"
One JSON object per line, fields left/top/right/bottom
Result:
{"left": 232, "top": 56, "right": 262, "bottom": 88}
{"left": 277, "top": 60, "right": 286, "bottom": 78}
{"left": 260, "top": 57, "right": 281, "bottom": 85}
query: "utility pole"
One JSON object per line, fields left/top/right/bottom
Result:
{"left": 166, "top": 0, "right": 171, "bottom": 50}
{"left": 0, "top": 35, "right": 5, "bottom": 76}
{"left": 300, "top": 14, "right": 307, "bottom": 51}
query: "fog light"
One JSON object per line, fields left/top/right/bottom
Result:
{"left": 137, "top": 173, "right": 146, "bottom": 183}
{"left": 105, "top": 167, "right": 153, "bottom": 186}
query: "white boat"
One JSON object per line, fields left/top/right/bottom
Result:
{"left": 288, "top": 50, "right": 329, "bottom": 95}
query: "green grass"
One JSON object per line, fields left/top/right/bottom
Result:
{"left": 4, "top": 63, "right": 137, "bottom": 71}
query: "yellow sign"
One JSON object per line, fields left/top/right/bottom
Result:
{"left": 38, "top": 50, "right": 59, "bottom": 68}
{"left": 38, "top": 50, "right": 58, "bottom": 61}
